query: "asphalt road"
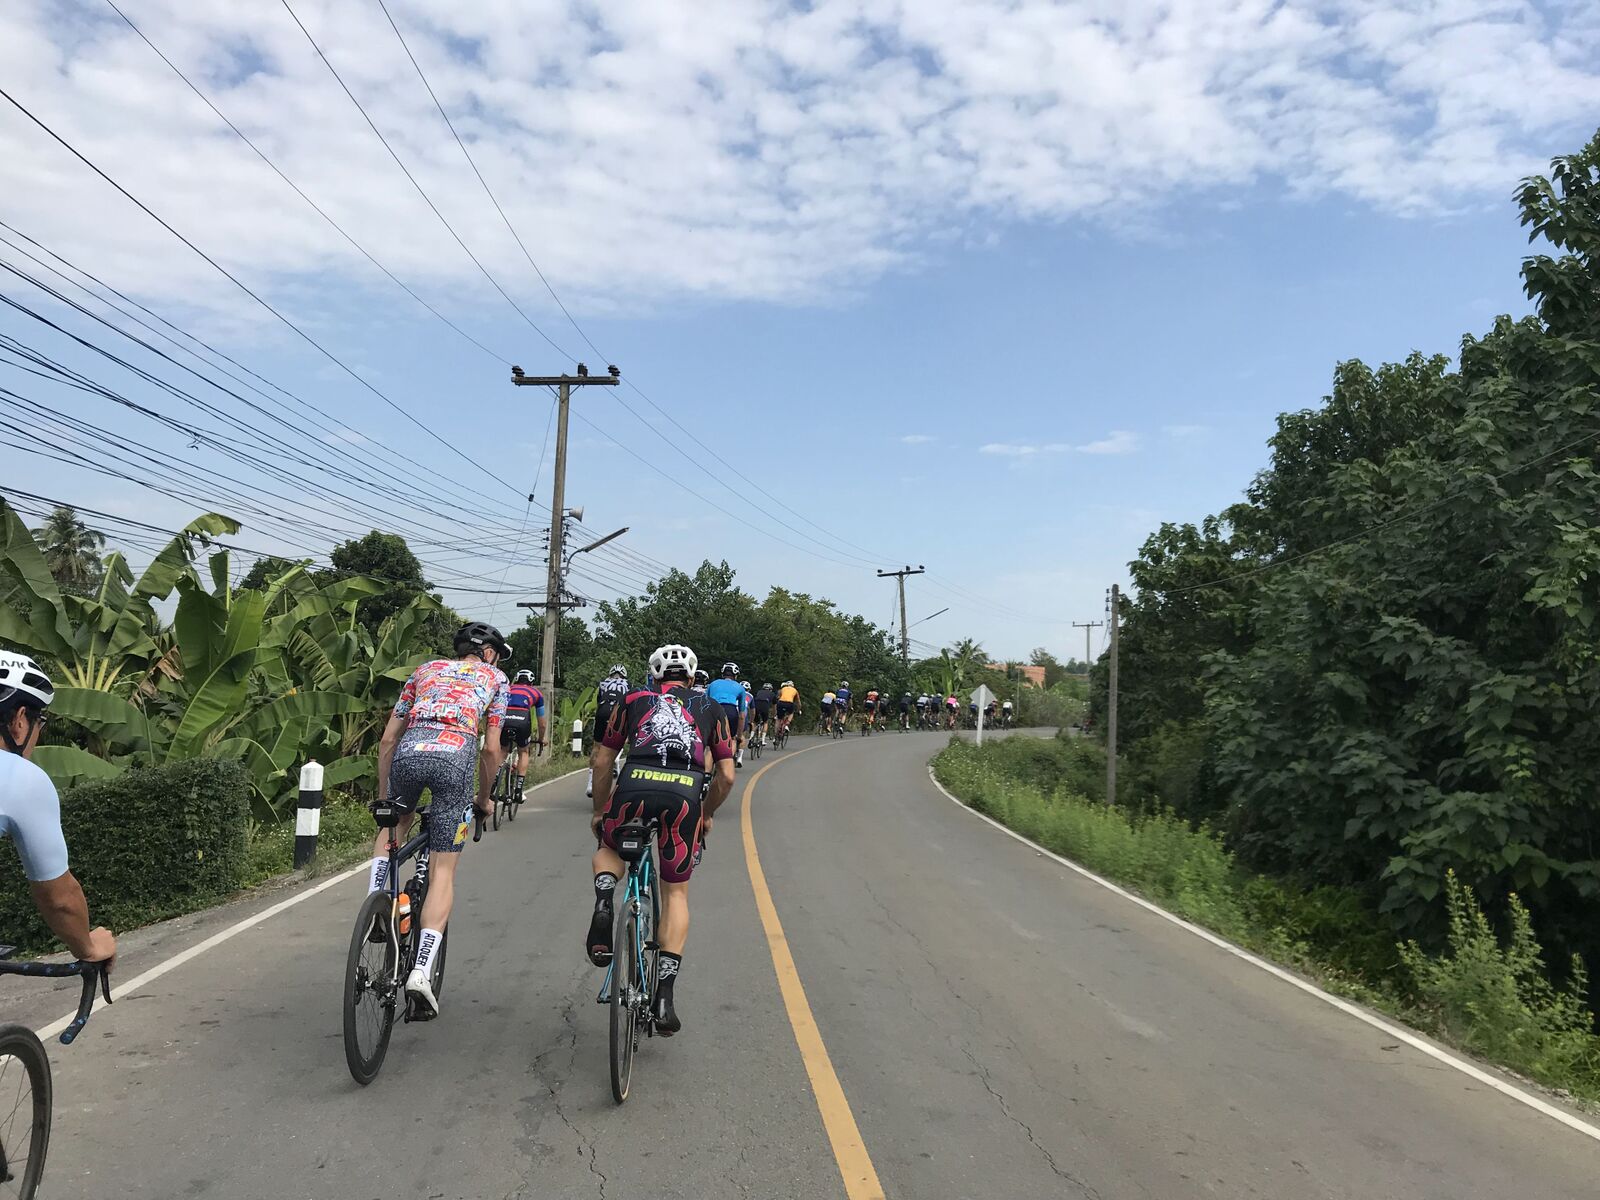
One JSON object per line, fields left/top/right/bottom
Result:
{"left": 4, "top": 729, "right": 1599, "bottom": 1198}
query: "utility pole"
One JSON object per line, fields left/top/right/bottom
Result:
{"left": 511, "top": 363, "right": 618, "bottom": 758}
{"left": 1071, "top": 620, "right": 1103, "bottom": 672}
{"left": 1105, "top": 585, "right": 1120, "bottom": 805}
{"left": 877, "top": 565, "right": 925, "bottom": 664}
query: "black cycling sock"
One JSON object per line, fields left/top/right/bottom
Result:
{"left": 593, "top": 872, "right": 618, "bottom": 909}
{"left": 658, "top": 951, "right": 682, "bottom": 992}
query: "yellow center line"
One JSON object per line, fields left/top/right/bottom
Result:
{"left": 740, "top": 746, "right": 886, "bottom": 1200}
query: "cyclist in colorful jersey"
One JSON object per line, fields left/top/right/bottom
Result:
{"left": 691, "top": 669, "right": 710, "bottom": 694}
{"left": 370, "top": 621, "right": 510, "bottom": 1015}
{"left": 835, "top": 680, "right": 852, "bottom": 732}
{"left": 862, "top": 687, "right": 880, "bottom": 731}
{"left": 589, "top": 664, "right": 632, "bottom": 798}
{"left": 707, "top": 662, "right": 750, "bottom": 767}
{"left": 945, "top": 693, "right": 959, "bottom": 729}
{"left": 586, "top": 644, "right": 735, "bottom": 1034}
{"left": 0, "top": 653, "right": 117, "bottom": 967}
{"left": 503, "top": 670, "right": 547, "bottom": 801}
{"left": 776, "top": 680, "right": 800, "bottom": 734}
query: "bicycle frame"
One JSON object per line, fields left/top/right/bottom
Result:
{"left": 375, "top": 815, "right": 433, "bottom": 990}
{"left": 597, "top": 838, "right": 657, "bottom": 1012}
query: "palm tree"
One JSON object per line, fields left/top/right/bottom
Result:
{"left": 33, "top": 506, "right": 107, "bottom": 594}
{"left": 946, "top": 638, "right": 987, "bottom": 690}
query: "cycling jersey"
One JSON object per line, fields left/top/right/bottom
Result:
{"left": 706, "top": 678, "right": 748, "bottom": 712}
{"left": 916, "top": 694, "right": 930, "bottom": 709}
{"left": 777, "top": 684, "right": 799, "bottom": 705}
{"left": 863, "top": 690, "right": 879, "bottom": 709}
{"left": 394, "top": 658, "right": 509, "bottom": 734}
{"left": 506, "top": 683, "right": 545, "bottom": 716}
{"left": 753, "top": 686, "right": 775, "bottom": 713}
{"left": 899, "top": 693, "right": 912, "bottom": 710}
{"left": 598, "top": 675, "right": 631, "bottom": 711}
{"left": 821, "top": 692, "right": 836, "bottom": 710}
{"left": 601, "top": 685, "right": 733, "bottom": 770}
{"left": 835, "top": 687, "right": 852, "bottom": 708}
{"left": 0, "top": 751, "right": 69, "bottom": 881}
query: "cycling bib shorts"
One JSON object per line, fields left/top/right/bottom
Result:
{"left": 387, "top": 725, "right": 477, "bottom": 854}
{"left": 600, "top": 761, "right": 706, "bottom": 882}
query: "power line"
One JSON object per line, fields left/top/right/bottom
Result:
{"left": 100, "top": 0, "right": 514, "bottom": 369}
{"left": 278, "top": 0, "right": 573, "bottom": 363}
{"left": 0, "top": 83, "right": 524, "bottom": 499}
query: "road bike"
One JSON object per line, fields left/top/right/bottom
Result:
{"left": 342, "top": 802, "right": 476, "bottom": 1084}
{"left": 597, "top": 817, "right": 663, "bottom": 1104}
{"left": 831, "top": 714, "right": 846, "bottom": 739}
{"left": 859, "top": 710, "right": 874, "bottom": 736}
{"left": 491, "top": 737, "right": 540, "bottom": 828}
{"left": 773, "top": 722, "right": 790, "bottom": 750}
{"left": 0, "top": 951, "right": 111, "bottom": 1200}
{"left": 748, "top": 724, "right": 764, "bottom": 760}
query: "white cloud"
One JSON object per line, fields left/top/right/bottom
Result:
{"left": 979, "top": 442, "right": 1069, "bottom": 457}
{"left": 1075, "top": 430, "right": 1139, "bottom": 455}
{"left": 899, "top": 433, "right": 936, "bottom": 444}
{"left": 1, "top": 0, "right": 1596, "bottom": 327}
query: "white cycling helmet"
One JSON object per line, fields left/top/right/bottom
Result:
{"left": 0, "top": 651, "right": 53, "bottom": 710}
{"left": 608, "top": 663, "right": 628, "bottom": 679}
{"left": 649, "top": 643, "right": 698, "bottom": 679}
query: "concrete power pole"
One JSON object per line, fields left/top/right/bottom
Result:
{"left": 1106, "top": 585, "right": 1120, "bottom": 805}
{"left": 877, "top": 565, "right": 925, "bottom": 664}
{"left": 511, "top": 364, "right": 618, "bottom": 758}
{"left": 1071, "top": 620, "right": 1103, "bottom": 672}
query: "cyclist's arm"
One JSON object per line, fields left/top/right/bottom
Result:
{"left": 31, "top": 870, "right": 112, "bottom": 962}
{"left": 592, "top": 702, "right": 629, "bottom": 815}
{"left": 7, "top": 770, "right": 113, "bottom": 962}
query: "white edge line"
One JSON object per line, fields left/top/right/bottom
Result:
{"left": 925, "top": 763, "right": 1600, "bottom": 1145}
{"left": 35, "top": 766, "right": 585, "bottom": 1039}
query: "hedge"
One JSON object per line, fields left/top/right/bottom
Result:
{"left": 1, "top": 757, "right": 250, "bottom": 954}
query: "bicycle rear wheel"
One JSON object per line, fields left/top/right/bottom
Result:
{"left": 609, "top": 892, "right": 639, "bottom": 1104}
{"left": 0, "top": 1024, "right": 50, "bottom": 1200}
{"left": 343, "top": 890, "right": 398, "bottom": 1085}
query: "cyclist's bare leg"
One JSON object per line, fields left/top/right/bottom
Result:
{"left": 593, "top": 843, "right": 624, "bottom": 879}
{"left": 418, "top": 851, "right": 460, "bottom": 931}
{"left": 660, "top": 879, "right": 689, "bottom": 955}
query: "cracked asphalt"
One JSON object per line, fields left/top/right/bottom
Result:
{"left": 6, "top": 730, "right": 1599, "bottom": 1198}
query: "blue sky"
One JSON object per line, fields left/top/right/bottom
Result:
{"left": 3, "top": 0, "right": 1597, "bottom": 663}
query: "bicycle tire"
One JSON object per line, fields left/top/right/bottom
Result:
{"left": 609, "top": 893, "right": 638, "bottom": 1104}
{"left": 0, "top": 1024, "right": 50, "bottom": 1200}
{"left": 342, "top": 889, "right": 397, "bottom": 1085}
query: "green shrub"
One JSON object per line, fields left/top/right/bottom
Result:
{"left": 0, "top": 757, "right": 250, "bottom": 953}
{"left": 1400, "top": 872, "right": 1600, "bottom": 1091}
{"left": 244, "top": 790, "right": 378, "bottom": 886}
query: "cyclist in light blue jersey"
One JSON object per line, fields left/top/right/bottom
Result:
{"left": 706, "top": 662, "right": 750, "bottom": 768}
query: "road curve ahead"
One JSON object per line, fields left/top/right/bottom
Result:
{"left": 6, "top": 730, "right": 1598, "bottom": 1198}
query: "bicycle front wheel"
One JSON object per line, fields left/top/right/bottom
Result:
{"left": 343, "top": 889, "right": 398, "bottom": 1085}
{"left": 609, "top": 895, "right": 638, "bottom": 1104}
{"left": 0, "top": 1024, "right": 51, "bottom": 1200}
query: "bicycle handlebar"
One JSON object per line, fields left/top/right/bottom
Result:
{"left": 0, "top": 958, "right": 113, "bottom": 1045}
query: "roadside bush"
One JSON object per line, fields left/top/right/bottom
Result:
{"left": 0, "top": 757, "right": 249, "bottom": 953}
{"left": 1400, "top": 872, "right": 1600, "bottom": 1092}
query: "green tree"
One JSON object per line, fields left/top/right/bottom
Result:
{"left": 32, "top": 505, "right": 106, "bottom": 595}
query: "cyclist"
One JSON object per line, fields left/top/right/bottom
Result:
{"left": 968, "top": 698, "right": 979, "bottom": 728}
{"left": 819, "top": 688, "right": 836, "bottom": 732}
{"left": 1001, "top": 697, "right": 1014, "bottom": 728}
{"left": 691, "top": 669, "right": 710, "bottom": 695}
{"left": 589, "top": 664, "right": 632, "bottom": 798}
{"left": 945, "top": 693, "right": 959, "bottom": 729}
{"left": 751, "top": 681, "right": 776, "bottom": 746}
{"left": 862, "top": 687, "right": 880, "bottom": 731}
{"left": 915, "top": 692, "right": 931, "bottom": 728}
{"left": 899, "top": 690, "right": 913, "bottom": 730}
{"left": 0, "top": 653, "right": 117, "bottom": 967}
{"left": 502, "top": 670, "right": 547, "bottom": 801}
{"left": 707, "top": 662, "right": 750, "bottom": 768}
{"left": 776, "top": 680, "right": 800, "bottom": 735}
{"left": 586, "top": 644, "right": 735, "bottom": 1035}
{"left": 370, "top": 621, "right": 510, "bottom": 1015}
{"left": 835, "top": 680, "right": 852, "bottom": 733}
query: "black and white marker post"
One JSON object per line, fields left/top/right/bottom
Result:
{"left": 570, "top": 718, "right": 584, "bottom": 755}
{"left": 294, "top": 760, "right": 324, "bottom": 870}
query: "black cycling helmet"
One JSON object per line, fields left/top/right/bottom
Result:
{"left": 453, "top": 621, "right": 510, "bottom": 659}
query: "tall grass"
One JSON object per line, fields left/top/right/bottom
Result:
{"left": 934, "top": 738, "right": 1600, "bottom": 1102}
